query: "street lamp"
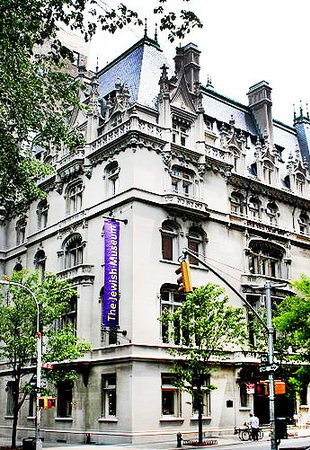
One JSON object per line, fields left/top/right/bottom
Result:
{"left": 181, "top": 248, "right": 284, "bottom": 450}
{"left": 0, "top": 279, "right": 42, "bottom": 450}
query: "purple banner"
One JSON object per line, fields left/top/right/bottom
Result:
{"left": 102, "top": 220, "right": 120, "bottom": 328}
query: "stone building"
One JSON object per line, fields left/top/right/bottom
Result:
{"left": 0, "top": 32, "right": 309, "bottom": 444}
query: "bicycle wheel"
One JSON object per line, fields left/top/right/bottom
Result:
{"left": 240, "top": 430, "right": 250, "bottom": 441}
{"left": 258, "top": 429, "right": 264, "bottom": 440}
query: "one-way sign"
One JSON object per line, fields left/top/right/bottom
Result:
{"left": 259, "top": 364, "right": 278, "bottom": 372}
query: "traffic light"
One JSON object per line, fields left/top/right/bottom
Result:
{"left": 255, "top": 381, "right": 269, "bottom": 396}
{"left": 39, "top": 397, "right": 57, "bottom": 409}
{"left": 175, "top": 261, "right": 192, "bottom": 293}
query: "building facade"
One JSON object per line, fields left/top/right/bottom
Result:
{"left": 0, "top": 34, "right": 310, "bottom": 444}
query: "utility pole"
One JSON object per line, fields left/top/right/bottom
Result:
{"left": 181, "top": 248, "right": 287, "bottom": 450}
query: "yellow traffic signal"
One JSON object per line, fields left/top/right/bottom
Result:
{"left": 39, "top": 397, "right": 57, "bottom": 409}
{"left": 175, "top": 261, "right": 192, "bottom": 293}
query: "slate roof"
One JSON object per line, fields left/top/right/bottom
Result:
{"left": 97, "top": 36, "right": 170, "bottom": 109}
{"left": 201, "top": 87, "right": 258, "bottom": 136}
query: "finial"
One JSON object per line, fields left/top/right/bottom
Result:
{"left": 300, "top": 100, "right": 303, "bottom": 118}
{"left": 154, "top": 23, "right": 158, "bottom": 43}
{"left": 293, "top": 103, "right": 296, "bottom": 120}
{"left": 144, "top": 18, "right": 148, "bottom": 37}
{"left": 229, "top": 115, "right": 235, "bottom": 127}
{"left": 96, "top": 56, "right": 99, "bottom": 73}
{"left": 206, "top": 74, "right": 214, "bottom": 88}
{"left": 306, "top": 103, "right": 309, "bottom": 119}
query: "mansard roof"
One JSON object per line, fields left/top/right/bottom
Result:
{"left": 97, "top": 35, "right": 169, "bottom": 109}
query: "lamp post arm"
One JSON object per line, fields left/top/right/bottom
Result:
{"left": 0, "top": 279, "right": 42, "bottom": 450}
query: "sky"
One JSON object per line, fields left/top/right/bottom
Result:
{"left": 88, "top": 0, "right": 310, "bottom": 127}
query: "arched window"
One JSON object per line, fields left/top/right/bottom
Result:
{"left": 104, "top": 161, "right": 120, "bottom": 197}
{"left": 230, "top": 192, "right": 244, "bottom": 215}
{"left": 161, "top": 220, "right": 179, "bottom": 261}
{"left": 266, "top": 201, "right": 279, "bottom": 225}
{"left": 299, "top": 212, "right": 309, "bottom": 235}
{"left": 66, "top": 181, "right": 83, "bottom": 215}
{"left": 34, "top": 249, "right": 46, "bottom": 279}
{"left": 187, "top": 227, "right": 206, "bottom": 265}
{"left": 171, "top": 166, "right": 194, "bottom": 197}
{"left": 63, "top": 234, "right": 84, "bottom": 269}
{"left": 16, "top": 218, "right": 26, "bottom": 245}
{"left": 37, "top": 199, "right": 48, "bottom": 230}
{"left": 160, "top": 284, "right": 185, "bottom": 344}
{"left": 262, "top": 160, "right": 273, "bottom": 184}
{"left": 248, "top": 196, "right": 261, "bottom": 220}
{"left": 13, "top": 262, "right": 23, "bottom": 272}
{"left": 248, "top": 240, "right": 285, "bottom": 278}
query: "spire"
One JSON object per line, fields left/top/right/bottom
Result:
{"left": 154, "top": 23, "right": 158, "bottom": 43}
{"left": 144, "top": 18, "right": 148, "bottom": 38}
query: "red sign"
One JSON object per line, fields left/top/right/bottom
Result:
{"left": 42, "top": 362, "right": 54, "bottom": 370}
{"left": 246, "top": 383, "right": 255, "bottom": 394}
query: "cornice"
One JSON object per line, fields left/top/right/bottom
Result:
{"left": 228, "top": 173, "right": 310, "bottom": 208}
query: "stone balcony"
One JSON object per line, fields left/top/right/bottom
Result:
{"left": 162, "top": 193, "right": 209, "bottom": 219}
{"left": 57, "top": 264, "right": 95, "bottom": 284}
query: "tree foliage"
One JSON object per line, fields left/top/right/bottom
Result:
{"left": 0, "top": 270, "right": 91, "bottom": 448}
{"left": 273, "top": 275, "right": 310, "bottom": 400}
{"left": 0, "top": 0, "right": 202, "bottom": 220}
{"left": 273, "top": 275, "right": 310, "bottom": 362}
{"left": 160, "top": 284, "right": 248, "bottom": 443}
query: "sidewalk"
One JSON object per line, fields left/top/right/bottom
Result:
{"left": 42, "top": 428, "right": 310, "bottom": 450}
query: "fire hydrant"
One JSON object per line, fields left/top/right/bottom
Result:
{"left": 177, "top": 432, "right": 182, "bottom": 448}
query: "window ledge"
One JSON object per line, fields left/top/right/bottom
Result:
{"left": 27, "top": 416, "right": 36, "bottom": 421}
{"left": 160, "top": 416, "right": 184, "bottom": 422}
{"left": 55, "top": 417, "right": 73, "bottom": 422}
{"left": 239, "top": 407, "right": 251, "bottom": 411}
{"left": 4, "top": 416, "right": 13, "bottom": 420}
{"left": 190, "top": 416, "right": 212, "bottom": 421}
{"left": 98, "top": 418, "right": 118, "bottom": 423}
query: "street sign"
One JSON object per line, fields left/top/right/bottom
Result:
{"left": 259, "top": 364, "right": 278, "bottom": 372}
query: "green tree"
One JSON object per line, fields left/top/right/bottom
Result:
{"left": 273, "top": 275, "right": 310, "bottom": 403}
{"left": 0, "top": 0, "right": 202, "bottom": 220}
{"left": 160, "top": 284, "right": 248, "bottom": 444}
{"left": 0, "top": 270, "right": 91, "bottom": 449}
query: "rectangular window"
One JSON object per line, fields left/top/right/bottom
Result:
{"left": 240, "top": 384, "right": 249, "bottom": 407}
{"left": 188, "top": 239, "right": 199, "bottom": 265}
{"left": 161, "top": 375, "right": 181, "bottom": 417}
{"left": 162, "top": 234, "right": 173, "bottom": 260}
{"left": 6, "top": 381, "right": 16, "bottom": 416}
{"left": 192, "top": 376, "right": 211, "bottom": 417}
{"left": 102, "top": 374, "right": 116, "bottom": 417}
{"left": 57, "top": 381, "right": 73, "bottom": 418}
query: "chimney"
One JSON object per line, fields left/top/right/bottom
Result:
{"left": 174, "top": 43, "right": 200, "bottom": 92}
{"left": 247, "top": 81, "right": 273, "bottom": 143}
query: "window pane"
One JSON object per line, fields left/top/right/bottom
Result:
{"left": 162, "top": 234, "right": 173, "bottom": 260}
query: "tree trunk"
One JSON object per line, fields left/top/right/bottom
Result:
{"left": 12, "top": 397, "right": 19, "bottom": 449}
{"left": 198, "top": 398, "right": 203, "bottom": 444}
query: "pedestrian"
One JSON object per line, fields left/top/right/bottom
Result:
{"left": 249, "top": 413, "right": 259, "bottom": 441}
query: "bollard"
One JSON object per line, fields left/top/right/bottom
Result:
{"left": 85, "top": 433, "right": 91, "bottom": 444}
{"left": 177, "top": 432, "right": 182, "bottom": 448}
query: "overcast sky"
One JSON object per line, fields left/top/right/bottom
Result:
{"left": 89, "top": 0, "right": 310, "bottom": 127}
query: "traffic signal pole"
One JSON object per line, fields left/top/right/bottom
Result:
{"left": 180, "top": 249, "right": 280, "bottom": 450}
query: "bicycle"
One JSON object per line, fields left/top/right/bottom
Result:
{"left": 234, "top": 425, "right": 264, "bottom": 441}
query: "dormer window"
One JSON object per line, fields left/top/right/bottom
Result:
{"left": 262, "top": 160, "right": 273, "bottom": 184}
{"left": 172, "top": 116, "right": 191, "bottom": 147}
{"left": 295, "top": 173, "right": 305, "bottom": 194}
